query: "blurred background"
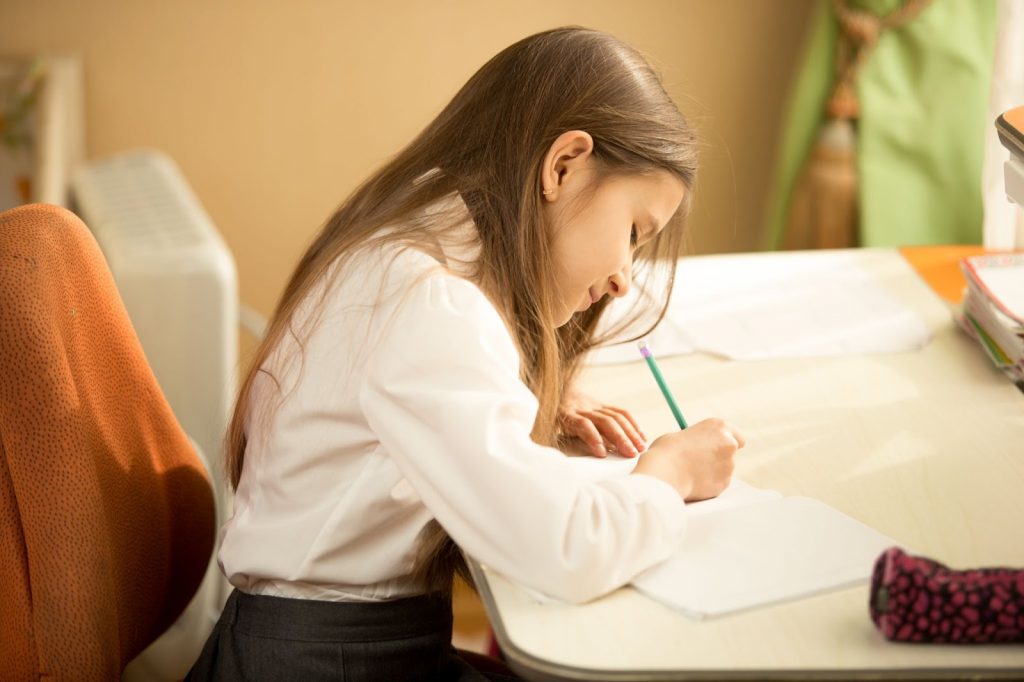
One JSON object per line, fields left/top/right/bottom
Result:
{"left": 0, "top": 0, "right": 816, "bottom": 319}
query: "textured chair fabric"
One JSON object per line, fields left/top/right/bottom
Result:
{"left": 0, "top": 204, "right": 216, "bottom": 680}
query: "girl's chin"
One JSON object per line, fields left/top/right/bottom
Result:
{"left": 554, "top": 306, "right": 577, "bottom": 328}
{"left": 552, "top": 295, "right": 591, "bottom": 327}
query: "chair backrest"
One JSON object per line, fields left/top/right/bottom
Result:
{"left": 0, "top": 204, "right": 216, "bottom": 679}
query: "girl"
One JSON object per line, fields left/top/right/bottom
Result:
{"left": 188, "top": 26, "right": 744, "bottom": 681}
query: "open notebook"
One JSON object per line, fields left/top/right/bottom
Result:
{"left": 630, "top": 479, "right": 899, "bottom": 620}
{"left": 559, "top": 457, "right": 900, "bottom": 620}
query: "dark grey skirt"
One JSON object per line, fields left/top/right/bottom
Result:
{"left": 186, "top": 589, "right": 518, "bottom": 681}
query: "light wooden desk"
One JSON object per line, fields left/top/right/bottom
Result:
{"left": 469, "top": 248, "right": 1024, "bottom": 681}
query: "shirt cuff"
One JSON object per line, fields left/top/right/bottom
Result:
{"left": 620, "top": 472, "right": 688, "bottom": 540}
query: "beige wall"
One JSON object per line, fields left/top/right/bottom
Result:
{"left": 1, "top": 0, "right": 814, "bottom": 318}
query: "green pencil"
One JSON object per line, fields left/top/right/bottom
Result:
{"left": 638, "top": 340, "right": 688, "bottom": 429}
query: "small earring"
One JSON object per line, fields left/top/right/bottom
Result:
{"left": 542, "top": 189, "right": 554, "bottom": 196}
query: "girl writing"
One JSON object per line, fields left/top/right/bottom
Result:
{"left": 188, "top": 26, "right": 744, "bottom": 681}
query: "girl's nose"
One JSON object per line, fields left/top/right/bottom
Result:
{"left": 607, "top": 261, "right": 632, "bottom": 299}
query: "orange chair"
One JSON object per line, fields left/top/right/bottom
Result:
{"left": 0, "top": 204, "right": 216, "bottom": 679}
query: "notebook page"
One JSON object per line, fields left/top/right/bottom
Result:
{"left": 590, "top": 251, "right": 932, "bottom": 365}
{"left": 630, "top": 496, "right": 898, "bottom": 620}
{"left": 683, "top": 478, "right": 782, "bottom": 517}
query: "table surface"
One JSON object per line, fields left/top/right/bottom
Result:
{"left": 470, "top": 248, "right": 1024, "bottom": 681}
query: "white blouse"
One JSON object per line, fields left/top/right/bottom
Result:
{"left": 218, "top": 196, "right": 688, "bottom": 604}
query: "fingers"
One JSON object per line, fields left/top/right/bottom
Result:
{"left": 603, "top": 406, "right": 648, "bottom": 447}
{"left": 584, "top": 409, "right": 642, "bottom": 457}
{"left": 730, "top": 424, "right": 746, "bottom": 449}
{"left": 596, "top": 408, "right": 645, "bottom": 454}
{"left": 561, "top": 414, "right": 607, "bottom": 458}
{"left": 557, "top": 387, "right": 648, "bottom": 458}
{"left": 561, "top": 409, "right": 646, "bottom": 458}
{"left": 696, "top": 417, "right": 746, "bottom": 453}
{"left": 716, "top": 419, "right": 746, "bottom": 450}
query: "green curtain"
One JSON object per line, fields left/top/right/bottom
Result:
{"left": 765, "top": 0, "right": 998, "bottom": 248}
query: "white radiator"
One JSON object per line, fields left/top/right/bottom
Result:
{"left": 70, "top": 149, "right": 236, "bottom": 681}
{"left": 71, "top": 150, "right": 237, "bottom": 492}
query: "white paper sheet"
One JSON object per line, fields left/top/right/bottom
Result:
{"left": 589, "top": 251, "right": 933, "bottom": 365}
{"left": 631, "top": 496, "right": 899, "bottom": 620}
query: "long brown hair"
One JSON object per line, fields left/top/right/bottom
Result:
{"left": 226, "top": 26, "right": 699, "bottom": 592}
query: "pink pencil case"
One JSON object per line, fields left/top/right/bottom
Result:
{"left": 869, "top": 547, "right": 1024, "bottom": 644}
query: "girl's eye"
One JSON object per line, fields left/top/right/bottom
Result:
{"left": 630, "top": 224, "right": 639, "bottom": 248}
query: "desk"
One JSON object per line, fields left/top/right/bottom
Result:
{"left": 469, "top": 248, "right": 1024, "bottom": 681}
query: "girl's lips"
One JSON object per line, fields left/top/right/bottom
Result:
{"left": 579, "top": 288, "right": 596, "bottom": 312}
{"left": 579, "top": 287, "right": 601, "bottom": 313}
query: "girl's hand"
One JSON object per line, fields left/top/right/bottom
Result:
{"left": 632, "top": 418, "right": 745, "bottom": 501}
{"left": 558, "top": 385, "right": 648, "bottom": 458}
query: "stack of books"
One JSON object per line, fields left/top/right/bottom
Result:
{"left": 957, "top": 253, "right": 1024, "bottom": 386}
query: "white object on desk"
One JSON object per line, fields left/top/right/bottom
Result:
{"left": 962, "top": 253, "right": 1024, "bottom": 324}
{"left": 632, "top": 494, "right": 899, "bottom": 620}
{"left": 590, "top": 250, "right": 932, "bottom": 365}
{"left": 958, "top": 253, "right": 1024, "bottom": 383}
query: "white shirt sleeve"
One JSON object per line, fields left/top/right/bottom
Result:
{"left": 358, "top": 271, "right": 687, "bottom": 603}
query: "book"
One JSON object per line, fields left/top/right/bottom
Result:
{"left": 956, "top": 253, "right": 1024, "bottom": 385}
{"left": 630, "top": 479, "right": 899, "bottom": 620}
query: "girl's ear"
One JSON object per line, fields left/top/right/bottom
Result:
{"left": 540, "top": 130, "right": 594, "bottom": 201}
